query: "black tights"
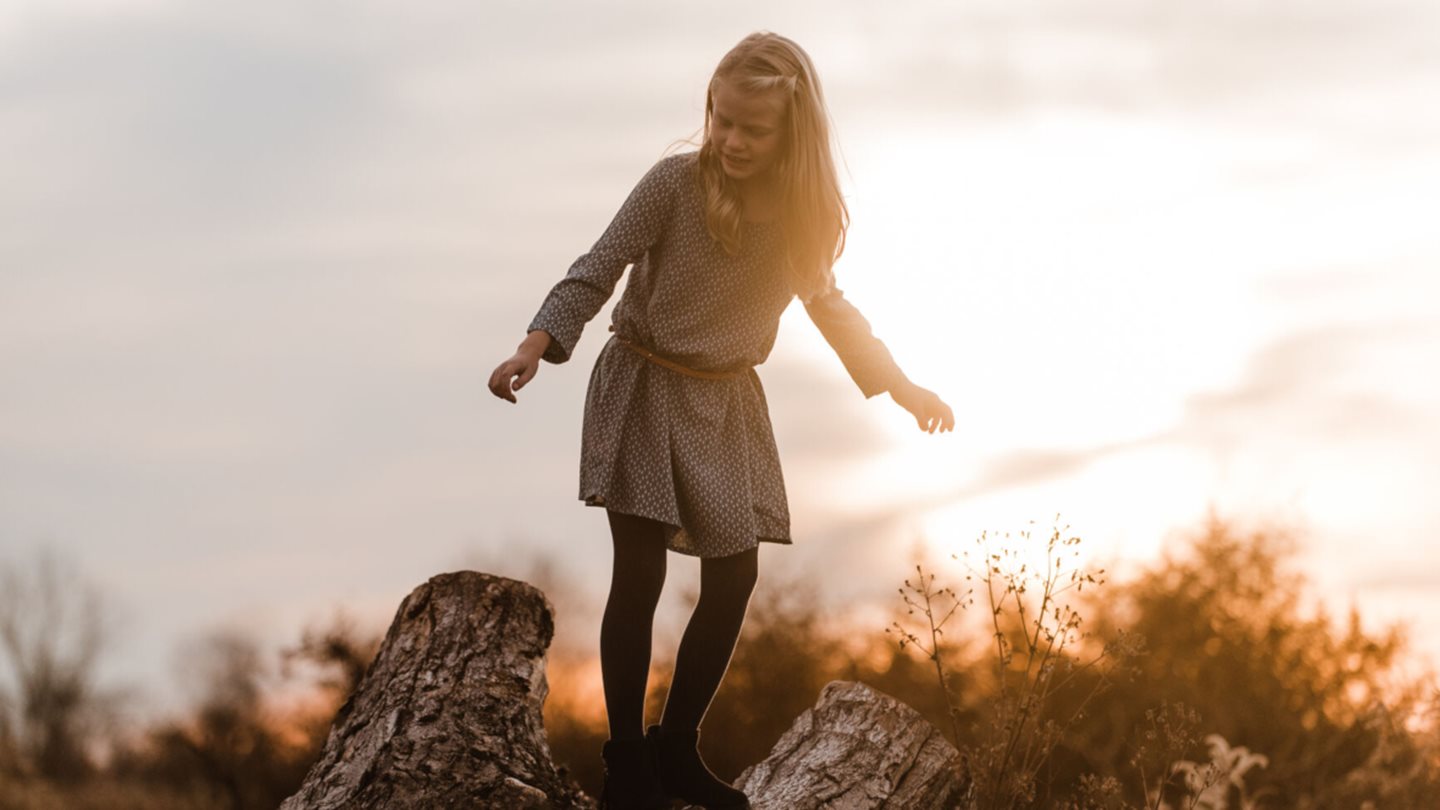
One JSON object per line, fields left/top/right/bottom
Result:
{"left": 600, "top": 509, "right": 758, "bottom": 741}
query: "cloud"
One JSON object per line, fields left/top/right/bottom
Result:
{"left": 832, "top": 316, "right": 1438, "bottom": 536}
{"left": 1174, "top": 321, "right": 1438, "bottom": 447}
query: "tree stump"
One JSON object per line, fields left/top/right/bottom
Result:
{"left": 283, "top": 572, "right": 968, "bottom": 809}
{"left": 709, "top": 680, "right": 966, "bottom": 810}
{"left": 279, "top": 571, "right": 592, "bottom": 810}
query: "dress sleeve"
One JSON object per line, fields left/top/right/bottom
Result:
{"left": 803, "top": 284, "right": 908, "bottom": 399}
{"left": 526, "top": 156, "right": 679, "bottom": 364}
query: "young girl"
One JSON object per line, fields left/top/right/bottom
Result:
{"left": 489, "top": 32, "right": 953, "bottom": 810}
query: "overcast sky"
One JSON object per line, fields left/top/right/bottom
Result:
{"left": 3, "top": 0, "right": 1438, "bottom": 719}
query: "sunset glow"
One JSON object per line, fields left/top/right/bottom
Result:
{"left": 3, "top": 1, "right": 1439, "bottom": 803}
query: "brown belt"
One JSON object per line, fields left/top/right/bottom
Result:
{"left": 608, "top": 324, "right": 743, "bottom": 381}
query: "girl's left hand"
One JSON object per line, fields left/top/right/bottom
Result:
{"left": 888, "top": 379, "right": 955, "bottom": 434}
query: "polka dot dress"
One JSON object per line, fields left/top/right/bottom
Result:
{"left": 527, "top": 151, "right": 904, "bottom": 559}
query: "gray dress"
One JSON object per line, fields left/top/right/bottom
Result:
{"left": 527, "top": 150, "right": 904, "bottom": 558}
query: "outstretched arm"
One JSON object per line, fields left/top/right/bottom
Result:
{"left": 803, "top": 285, "right": 954, "bottom": 433}
{"left": 887, "top": 377, "right": 955, "bottom": 434}
{"left": 488, "top": 329, "right": 551, "bottom": 404}
{"left": 525, "top": 155, "right": 680, "bottom": 365}
{"left": 490, "top": 156, "right": 678, "bottom": 404}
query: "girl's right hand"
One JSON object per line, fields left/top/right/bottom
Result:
{"left": 489, "top": 350, "right": 540, "bottom": 404}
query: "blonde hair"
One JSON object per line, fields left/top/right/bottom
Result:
{"left": 686, "top": 32, "right": 848, "bottom": 303}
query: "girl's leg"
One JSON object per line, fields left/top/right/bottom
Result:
{"left": 660, "top": 544, "right": 759, "bottom": 733}
{"left": 601, "top": 509, "right": 669, "bottom": 741}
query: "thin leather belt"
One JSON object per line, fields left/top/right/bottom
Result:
{"left": 608, "top": 324, "right": 743, "bottom": 381}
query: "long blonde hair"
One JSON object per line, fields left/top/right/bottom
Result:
{"left": 690, "top": 32, "right": 849, "bottom": 303}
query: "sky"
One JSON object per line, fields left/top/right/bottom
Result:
{"left": 2, "top": 0, "right": 1438, "bottom": 720}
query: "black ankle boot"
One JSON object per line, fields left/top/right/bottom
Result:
{"left": 600, "top": 737, "right": 670, "bottom": 810}
{"left": 646, "top": 724, "right": 751, "bottom": 809}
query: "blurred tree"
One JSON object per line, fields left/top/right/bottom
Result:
{"left": 279, "top": 609, "right": 382, "bottom": 705}
{"left": 1061, "top": 513, "right": 1440, "bottom": 806}
{"left": 277, "top": 609, "right": 384, "bottom": 777}
{"left": 0, "top": 546, "right": 114, "bottom": 782}
{"left": 113, "top": 629, "right": 315, "bottom": 810}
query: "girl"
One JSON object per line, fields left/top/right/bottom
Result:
{"left": 489, "top": 32, "right": 954, "bottom": 810}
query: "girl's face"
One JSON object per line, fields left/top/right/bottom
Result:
{"left": 709, "top": 79, "right": 787, "bottom": 185}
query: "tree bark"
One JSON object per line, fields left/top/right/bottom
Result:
{"left": 283, "top": 572, "right": 969, "bottom": 809}
{"left": 279, "top": 571, "right": 592, "bottom": 810}
{"left": 710, "top": 680, "right": 967, "bottom": 810}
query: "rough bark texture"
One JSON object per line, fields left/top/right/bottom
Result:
{"left": 710, "top": 680, "right": 967, "bottom": 810}
{"left": 279, "top": 571, "right": 593, "bottom": 810}
{"left": 283, "top": 571, "right": 968, "bottom": 809}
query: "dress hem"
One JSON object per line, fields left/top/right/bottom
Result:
{"left": 580, "top": 493, "right": 792, "bottom": 559}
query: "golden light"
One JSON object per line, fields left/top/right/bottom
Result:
{"left": 774, "top": 105, "right": 1440, "bottom": 578}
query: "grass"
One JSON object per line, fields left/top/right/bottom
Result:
{"left": 889, "top": 517, "right": 1278, "bottom": 809}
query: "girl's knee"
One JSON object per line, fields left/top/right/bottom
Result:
{"left": 700, "top": 546, "right": 758, "bottom": 598}
{"left": 611, "top": 550, "right": 666, "bottom": 599}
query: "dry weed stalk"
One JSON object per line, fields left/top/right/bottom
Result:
{"left": 891, "top": 518, "right": 1143, "bottom": 808}
{"left": 887, "top": 562, "right": 968, "bottom": 761}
